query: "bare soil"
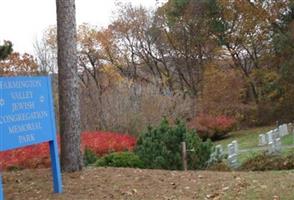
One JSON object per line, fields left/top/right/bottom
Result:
{"left": 2, "top": 167, "right": 294, "bottom": 200}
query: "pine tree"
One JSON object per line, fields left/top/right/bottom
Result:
{"left": 0, "top": 40, "right": 13, "bottom": 60}
{"left": 56, "top": 0, "right": 83, "bottom": 172}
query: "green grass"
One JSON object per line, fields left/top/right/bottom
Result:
{"left": 214, "top": 126, "right": 294, "bottom": 164}
{"left": 215, "top": 126, "right": 274, "bottom": 149}
{"left": 215, "top": 126, "right": 294, "bottom": 148}
{"left": 281, "top": 134, "right": 294, "bottom": 145}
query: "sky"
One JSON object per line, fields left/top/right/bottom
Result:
{"left": 0, "top": 0, "right": 166, "bottom": 55}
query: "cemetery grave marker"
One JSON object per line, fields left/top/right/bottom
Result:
{"left": 278, "top": 124, "right": 288, "bottom": 137}
{"left": 232, "top": 140, "right": 238, "bottom": 152}
{"left": 259, "top": 134, "right": 266, "bottom": 146}
{"left": 275, "top": 138, "right": 282, "bottom": 153}
{"left": 222, "top": 123, "right": 294, "bottom": 169}
{"left": 215, "top": 144, "right": 223, "bottom": 155}
{"left": 273, "top": 129, "right": 279, "bottom": 139}
{"left": 209, "top": 144, "right": 224, "bottom": 164}
{"left": 288, "top": 123, "right": 293, "bottom": 134}
{"left": 266, "top": 131, "right": 273, "bottom": 144}
{"left": 227, "top": 141, "right": 239, "bottom": 168}
{"left": 268, "top": 141, "right": 275, "bottom": 154}
{"left": 0, "top": 76, "right": 62, "bottom": 200}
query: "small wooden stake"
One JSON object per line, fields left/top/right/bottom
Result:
{"left": 181, "top": 142, "right": 187, "bottom": 171}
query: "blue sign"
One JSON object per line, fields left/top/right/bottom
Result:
{"left": 0, "top": 76, "right": 62, "bottom": 200}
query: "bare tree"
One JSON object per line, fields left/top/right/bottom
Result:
{"left": 33, "top": 36, "right": 57, "bottom": 74}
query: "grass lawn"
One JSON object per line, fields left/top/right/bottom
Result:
{"left": 214, "top": 126, "right": 294, "bottom": 164}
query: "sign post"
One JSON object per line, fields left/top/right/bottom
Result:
{"left": 0, "top": 76, "right": 62, "bottom": 199}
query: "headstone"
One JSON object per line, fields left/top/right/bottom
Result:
{"left": 209, "top": 144, "right": 224, "bottom": 164}
{"left": 272, "top": 129, "right": 279, "bottom": 139}
{"left": 259, "top": 134, "right": 266, "bottom": 146}
{"left": 227, "top": 142, "right": 239, "bottom": 169}
{"left": 278, "top": 124, "right": 288, "bottom": 137}
{"left": 227, "top": 143, "right": 235, "bottom": 155}
{"left": 275, "top": 138, "right": 282, "bottom": 153}
{"left": 232, "top": 140, "right": 238, "bottom": 154}
{"left": 215, "top": 144, "right": 223, "bottom": 155}
{"left": 288, "top": 123, "right": 293, "bottom": 134}
{"left": 267, "top": 141, "right": 274, "bottom": 154}
{"left": 284, "top": 124, "right": 289, "bottom": 135}
{"left": 265, "top": 131, "right": 276, "bottom": 154}
{"left": 278, "top": 125, "right": 282, "bottom": 136}
{"left": 266, "top": 131, "right": 273, "bottom": 144}
{"left": 0, "top": 76, "right": 62, "bottom": 200}
{"left": 265, "top": 129, "right": 282, "bottom": 155}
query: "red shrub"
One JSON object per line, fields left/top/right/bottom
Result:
{"left": 188, "top": 114, "right": 236, "bottom": 140}
{"left": 0, "top": 132, "right": 136, "bottom": 170}
{"left": 81, "top": 131, "right": 136, "bottom": 156}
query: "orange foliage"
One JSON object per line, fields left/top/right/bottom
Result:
{"left": 188, "top": 113, "right": 236, "bottom": 140}
{"left": 200, "top": 64, "right": 246, "bottom": 120}
{"left": 0, "top": 52, "right": 38, "bottom": 76}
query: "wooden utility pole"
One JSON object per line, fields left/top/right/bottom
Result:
{"left": 181, "top": 142, "right": 187, "bottom": 171}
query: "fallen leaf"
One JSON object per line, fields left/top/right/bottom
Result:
{"left": 222, "top": 186, "right": 229, "bottom": 191}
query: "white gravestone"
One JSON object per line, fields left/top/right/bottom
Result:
{"left": 267, "top": 141, "right": 275, "bottom": 154}
{"left": 259, "top": 134, "right": 266, "bottom": 146}
{"left": 288, "top": 123, "right": 293, "bottom": 134}
{"left": 284, "top": 124, "right": 289, "bottom": 135}
{"left": 275, "top": 138, "right": 282, "bottom": 153}
{"left": 266, "top": 131, "right": 273, "bottom": 144}
{"left": 209, "top": 144, "right": 224, "bottom": 163}
{"left": 215, "top": 144, "right": 223, "bottom": 155}
{"left": 266, "top": 131, "right": 275, "bottom": 154}
{"left": 232, "top": 140, "right": 238, "bottom": 153}
{"left": 272, "top": 129, "right": 279, "bottom": 139}
{"left": 227, "top": 141, "right": 239, "bottom": 168}
{"left": 227, "top": 143, "right": 235, "bottom": 155}
{"left": 279, "top": 124, "right": 288, "bottom": 137}
{"left": 265, "top": 129, "right": 282, "bottom": 154}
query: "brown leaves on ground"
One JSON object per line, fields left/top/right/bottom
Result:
{"left": 2, "top": 167, "right": 294, "bottom": 200}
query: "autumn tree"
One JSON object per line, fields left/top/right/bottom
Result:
{"left": 43, "top": 0, "right": 293, "bottom": 130}
{"left": 157, "top": 0, "right": 291, "bottom": 124}
{"left": 200, "top": 64, "right": 245, "bottom": 118}
{"left": 156, "top": 0, "right": 219, "bottom": 115}
{"left": 56, "top": 0, "right": 82, "bottom": 172}
{"left": 208, "top": 0, "right": 288, "bottom": 104}
{"left": 34, "top": 23, "right": 122, "bottom": 130}
{"left": 33, "top": 30, "right": 57, "bottom": 74}
{"left": 109, "top": 3, "right": 217, "bottom": 95}
{"left": 77, "top": 24, "right": 123, "bottom": 130}
{"left": 271, "top": 0, "right": 294, "bottom": 121}
{"left": 108, "top": 4, "right": 159, "bottom": 84}
{"left": 0, "top": 52, "right": 38, "bottom": 76}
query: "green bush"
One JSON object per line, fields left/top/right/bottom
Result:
{"left": 135, "top": 118, "right": 213, "bottom": 170}
{"left": 84, "top": 148, "right": 98, "bottom": 166}
{"left": 95, "top": 152, "right": 144, "bottom": 168}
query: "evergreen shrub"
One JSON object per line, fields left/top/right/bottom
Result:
{"left": 95, "top": 152, "right": 144, "bottom": 168}
{"left": 135, "top": 118, "right": 213, "bottom": 170}
{"left": 84, "top": 148, "right": 98, "bottom": 166}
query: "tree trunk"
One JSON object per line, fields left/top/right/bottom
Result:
{"left": 56, "top": 0, "right": 82, "bottom": 172}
